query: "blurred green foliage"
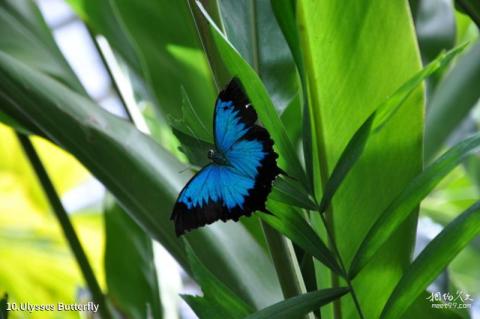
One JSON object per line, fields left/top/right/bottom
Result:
{"left": 0, "top": 0, "right": 478, "bottom": 318}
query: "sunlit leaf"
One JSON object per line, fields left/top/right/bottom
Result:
{"left": 319, "top": 45, "right": 467, "bottom": 212}
{"left": 380, "top": 201, "right": 480, "bottom": 319}
{"left": 350, "top": 132, "right": 480, "bottom": 278}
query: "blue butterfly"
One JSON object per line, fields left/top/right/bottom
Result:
{"left": 171, "top": 78, "right": 282, "bottom": 236}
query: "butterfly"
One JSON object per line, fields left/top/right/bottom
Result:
{"left": 171, "top": 78, "right": 282, "bottom": 236}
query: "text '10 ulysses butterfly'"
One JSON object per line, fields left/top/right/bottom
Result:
{"left": 171, "top": 78, "right": 282, "bottom": 236}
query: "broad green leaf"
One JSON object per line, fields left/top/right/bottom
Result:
{"left": 244, "top": 287, "right": 349, "bottom": 319}
{"left": 196, "top": 1, "right": 307, "bottom": 186}
{"left": 218, "top": 0, "right": 299, "bottom": 113}
{"left": 297, "top": 1, "right": 424, "bottom": 318}
{"left": 425, "top": 40, "right": 480, "bottom": 160}
{"left": 261, "top": 200, "right": 341, "bottom": 274}
{"left": 0, "top": 52, "right": 283, "bottom": 309}
{"left": 350, "top": 132, "right": 480, "bottom": 278}
{"left": 104, "top": 197, "right": 162, "bottom": 319}
{"left": 319, "top": 45, "right": 466, "bottom": 212}
{"left": 318, "top": 115, "right": 373, "bottom": 212}
{"left": 0, "top": 0, "right": 85, "bottom": 135}
{"left": 380, "top": 201, "right": 480, "bottom": 319}
{"left": 0, "top": 294, "right": 7, "bottom": 319}
{"left": 182, "top": 243, "right": 253, "bottom": 319}
{"left": 68, "top": 0, "right": 216, "bottom": 139}
{"left": 0, "top": 0, "right": 84, "bottom": 93}
{"left": 280, "top": 92, "right": 302, "bottom": 145}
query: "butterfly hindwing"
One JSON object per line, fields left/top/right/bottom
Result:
{"left": 171, "top": 164, "right": 256, "bottom": 235}
{"left": 171, "top": 78, "right": 281, "bottom": 236}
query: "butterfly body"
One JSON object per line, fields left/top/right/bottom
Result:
{"left": 207, "top": 149, "right": 229, "bottom": 165}
{"left": 171, "top": 78, "right": 281, "bottom": 236}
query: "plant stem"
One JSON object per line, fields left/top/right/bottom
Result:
{"left": 17, "top": 134, "right": 112, "bottom": 319}
{"left": 320, "top": 214, "right": 365, "bottom": 319}
{"left": 261, "top": 221, "right": 305, "bottom": 298}
{"left": 261, "top": 221, "right": 315, "bottom": 319}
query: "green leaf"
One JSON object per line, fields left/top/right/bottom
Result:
{"left": 318, "top": 115, "right": 374, "bottom": 212}
{"left": 350, "top": 131, "right": 480, "bottom": 278}
{"left": 104, "top": 196, "right": 162, "bottom": 319}
{"left": 244, "top": 287, "right": 349, "bottom": 319}
{"left": 182, "top": 243, "right": 253, "bottom": 319}
{"left": 68, "top": 0, "right": 217, "bottom": 139}
{"left": 196, "top": 1, "right": 307, "bottom": 185}
{"left": 319, "top": 45, "right": 467, "bottom": 212}
{"left": 280, "top": 92, "right": 302, "bottom": 145}
{"left": 0, "top": 52, "right": 283, "bottom": 309}
{"left": 270, "top": 177, "right": 317, "bottom": 210}
{"left": 380, "top": 201, "right": 480, "bottom": 319}
{"left": 0, "top": 294, "right": 7, "bottom": 319}
{"left": 425, "top": 40, "right": 480, "bottom": 160}
{"left": 261, "top": 200, "right": 341, "bottom": 274}
{"left": 270, "top": 0, "right": 303, "bottom": 77}
{"left": 182, "top": 296, "right": 234, "bottom": 319}
{"left": 0, "top": 0, "right": 85, "bottom": 135}
{"left": 296, "top": 1, "right": 426, "bottom": 318}
{"left": 0, "top": 0, "right": 84, "bottom": 93}
{"left": 402, "top": 291, "right": 463, "bottom": 319}
{"left": 455, "top": 0, "right": 480, "bottom": 28}
{"left": 218, "top": 0, "right": 299, "bottom": 112}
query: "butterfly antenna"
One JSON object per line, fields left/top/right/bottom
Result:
{"left": 178, "top": 165, "right": 193, "bottom": 174}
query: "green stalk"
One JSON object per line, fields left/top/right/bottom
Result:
{"left": 261, "top": 222, "right": 305, "bottom": 298}
{"left": 320, "top": 214, "right": 364, "bottom": 319}
{"left": 297, "top": 4, "right": 342, "bottom": 318}
{"left": 17, "top": 134, "right": 112, "bottom": 319}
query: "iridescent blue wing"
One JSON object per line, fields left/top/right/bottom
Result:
{"left": 171, "top": 78, "right": 281, "bottom": 236}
